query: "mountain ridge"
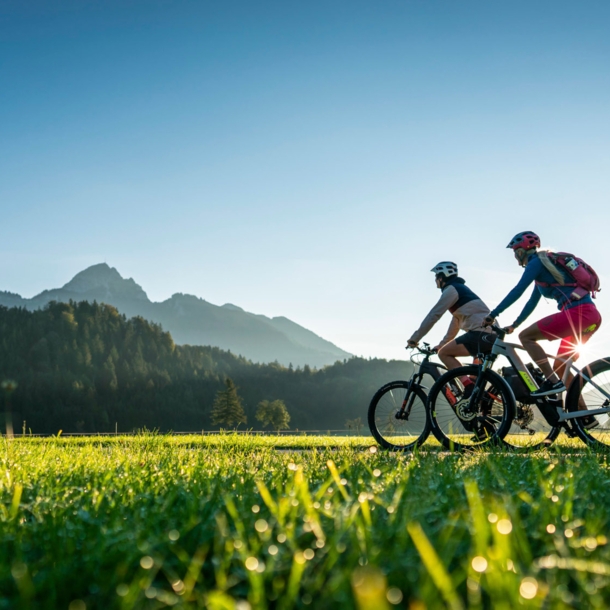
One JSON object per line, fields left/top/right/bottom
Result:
{"left": 0, "top": 264, "right": 351, "bottom": 367}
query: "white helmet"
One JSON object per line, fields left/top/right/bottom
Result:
{"left": 430, "top": 261, "right": 458, "bottom": 278}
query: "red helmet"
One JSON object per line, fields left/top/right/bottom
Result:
{"left": 506, "top": 231, "right": 540, "bottom": 251}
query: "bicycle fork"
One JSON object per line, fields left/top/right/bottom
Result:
{"left": 395, "top": 378, "right": 423, "bottom": 421}
{"left": 467, "top": 360, "right": 500, "bottom": 421}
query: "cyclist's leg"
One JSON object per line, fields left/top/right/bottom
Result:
{"left": 554, "top": 337, "right": 575, "bottom": 384}
{"left": 559, "top": 343, "right": 588, "bottom": 410}
{"left": 437, "top": 341, "right": 470, "bottom": 370}
{"left": 554, "top": 337, "right": 584, "bottom": 407}
{"left": 554, "top": 338, "right": 577, "bottom": 380}
{"left": 440, "top": 332, "right": 495, "bottom": 389}
{"left": 525, "top": 304, "right": 603, "bottom": 386}
{"left": 555, "top": 310, "right": 602, "bottom": 409}
{"left": 519, "top": 323, "right": 556, "bottom": 380}
{"left": 442, "top": 330, "right": 496, "bottom": 369}
{"left": 544, "top": 304, "right": 603, "bottom": 378}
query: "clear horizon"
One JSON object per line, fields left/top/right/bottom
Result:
{"left": 2, "top": 0, "right": 609, "bottom": 361}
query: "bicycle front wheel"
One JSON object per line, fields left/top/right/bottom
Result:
{"left": 368, "top": 381, "right": 430, "bottom": 451}
{"left": 428, "top": 365, "right": 514, "bottom": 451}
{"left": 565, "top": 357, "right": 610, "bottom": 447}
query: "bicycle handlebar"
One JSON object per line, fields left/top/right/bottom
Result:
{"left": 490, "top": 323, "right": 507, "bottom": 340}
{"left": 406, "top": 342, "right": 437, "bottom": 356}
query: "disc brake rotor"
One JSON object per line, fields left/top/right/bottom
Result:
{"left": 455, "top": 398, "right": 477, "bottom": 422}
{"left": 515, "top": 404, "right": 534, "bottom": 429}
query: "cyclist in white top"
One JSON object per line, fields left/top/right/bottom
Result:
{"left": 407, "top": 262, "right": 495, "bottom": 370}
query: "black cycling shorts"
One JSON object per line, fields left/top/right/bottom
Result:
{"left": 455, "top": 330, "right": 497, "bottom": 357}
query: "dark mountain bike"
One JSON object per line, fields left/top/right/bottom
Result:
{"left": 368, "top": 343, "right": 445, "bottom": 451}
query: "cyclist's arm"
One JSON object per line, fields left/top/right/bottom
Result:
{"left": 511, "top": 287, "right": 541, "bottom": 328}
{"left": 489, "top": 257, "right": 541, "bottom": 319}
{"left": 439, "top": 316, "right": 460, "bottom": 347}
{"left": 408, "top": 286, "right": 458, "bottom": 343}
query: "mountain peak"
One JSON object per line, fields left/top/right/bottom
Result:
{"left": 61, "top": 263, "right": 149, "bottom": 300}
{"left": 63, "top": 263, "right": 119, "bottom": 288}
{"left": 221, "top": 303, "right": 244, "bottom": 312}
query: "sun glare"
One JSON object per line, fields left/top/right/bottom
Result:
{"left": 570, "top": 340, "right": 606, "bottom": 366}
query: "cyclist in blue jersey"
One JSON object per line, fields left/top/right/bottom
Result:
{"left": 408, "top": 262, "right": 495, "bottom": 371}
{"left": 484, "top": 231, "right": 602, "bottom": 397}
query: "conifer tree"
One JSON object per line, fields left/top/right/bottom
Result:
{"left": 211, "top": 378, "right": 247, "bottom": 428}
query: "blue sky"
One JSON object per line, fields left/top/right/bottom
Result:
{"left": 1, "top": 0, "right": 610, "bottom": 360}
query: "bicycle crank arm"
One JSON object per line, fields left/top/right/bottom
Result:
{"left": 557, "top": 407, "right": 610, "bottom": 422}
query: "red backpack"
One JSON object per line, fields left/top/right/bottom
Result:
{"left": 536, "top": 252, "right": 601, "bottom": 299}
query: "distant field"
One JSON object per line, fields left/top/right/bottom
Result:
{"left": 2, "top": 434, "right": 610, "bottom": 609}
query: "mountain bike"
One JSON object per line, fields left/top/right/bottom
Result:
{"left": 368, "top": 344, "right": 443, "bottom": 451}
{"left": 427, "top": 325, "right": 610, "bottom": 450}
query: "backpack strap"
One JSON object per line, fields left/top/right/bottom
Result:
{"left": 535, "top": 251, "right": 578, "bottom": 289}
{"left": 536, "top": 280, "right": 578, "bottom": 288}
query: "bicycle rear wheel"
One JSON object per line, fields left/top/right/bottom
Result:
{"left": 368, "top": 381, "right": 430, "bottom": 451}
{"left": 565, "top": 357, "right": 610, "bottom": 448}
{"left": 427, "top": 365, "right": 514, "bottom": 451}
{"left": 501, "top": 399, "right": 562, "bottom": 451}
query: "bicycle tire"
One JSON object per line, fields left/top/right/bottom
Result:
{"left": 427, "top": 365, "right": 514, "bottom": 452}
{"left": 501, "top": 399, "right": 562, "bottom": 452}
{"left": 564, "top": 357, "right": 610, "bottom": 448}
{"left": 368, "top": 381, "right": 430, "bottom": 451}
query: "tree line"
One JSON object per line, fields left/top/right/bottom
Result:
{"left": 0, "top": 301, "right": 412, "bottom": 433}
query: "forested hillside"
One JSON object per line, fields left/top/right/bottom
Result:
{"left": 0, "top": 302, "right": 412, "bottom": 433}
{"left": 0, "top": 263, "right": 351, "bottom": 367}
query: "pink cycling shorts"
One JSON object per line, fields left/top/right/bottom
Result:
{"left": 537, "top": 302, "right": 602, "bottom": 357}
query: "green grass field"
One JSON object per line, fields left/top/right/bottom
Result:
{"left": 2, "top": 433, "right": 610, "bottom": 609}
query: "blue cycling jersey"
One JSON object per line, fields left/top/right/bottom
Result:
{"left": 490, "top": 254, "right": 593, "bottom": 328}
